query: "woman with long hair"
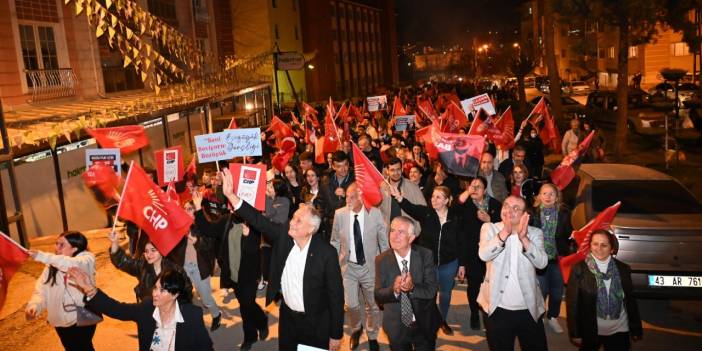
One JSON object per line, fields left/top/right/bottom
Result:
{"left": 26, "top": 231, "right": 97, "bottom": 351}
{"left": 283, "top": 164, "right": 304, "bottom": 215}
{"left": 510, "top": 164, "right": 538, "bottom": 208}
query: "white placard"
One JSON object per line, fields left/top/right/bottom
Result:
{"left": 367, "top": 95, "right": 388, "bottom": 112}
{"left": 85, "top": 148, "right": 121, "bottom": 174}
{"left": 194, "top": 128, "right": 262, "bottom": 163}
{"left": 461, "top": 93, "right": 496, "bottom": 117}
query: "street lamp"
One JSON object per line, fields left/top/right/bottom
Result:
{"left": 513, "top": 42, "right": 519, "bottom": 48}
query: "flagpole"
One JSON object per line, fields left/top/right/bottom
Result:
{"left": 111, "top": 160, "right": 135, "bottom": 234}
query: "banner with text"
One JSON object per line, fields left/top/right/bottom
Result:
{"left": 229, "top": 163, "right": 267, "bottom": 211}
{"left": 461, "top": 93, "right": 496, "bottom": 117}
{"left": 394, "top": 115, "right": 416, "bottom": 131}
{"left": 194, "top": 128, "right": 262, "bottom": 163}
{"left": 85, "top": 148, "right": 121, "bottom": 174}
{"left": 367, "top": 95, "right": 388, "bottom": 112}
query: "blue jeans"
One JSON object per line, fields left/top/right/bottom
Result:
{"left": 437, "top": 259, "right": 459, "bottom": 319}
{"left": 537, "top": 261, "right": 564, "bottom": 318}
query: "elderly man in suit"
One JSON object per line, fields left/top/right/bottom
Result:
{"left": 478, "top": 195, "right": 549, "bottom": 351}
{"left": 221, "top": 169, "right": 344, "bottom": 351}
{"left": 331, "top": 182, "right": 389, "bottom": 351}
{"left": 374, "top": 216, "right": 441, "bottom": 351}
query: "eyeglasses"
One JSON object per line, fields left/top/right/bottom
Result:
{"left": 506, "top": 205, "right": 524, "bottom": 212}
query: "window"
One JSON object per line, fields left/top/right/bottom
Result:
{"left": 274, "top": 24, "right": 279, "bottom": 39}
{"left": 592, "top": 180, "right": 702, "bottom": 214}
{"left": 607, "top": 46, "right": 615, "bottom": 58}
{"left": 18, "top": 24, "right": 59, "bottom": 86}
{"left": 628, "top": 46, "right": 638, "bottom": 58}
{"left": 670, "top": 42, "right": 690, "bottom": 57}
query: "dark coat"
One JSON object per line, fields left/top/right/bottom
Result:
{"left": 530, "top": 206, "right": 574, "bottom": 258}
{"left": 319, "top": 172, "right": 355, "bottom": 220}
{"left": 398, "top": 198, "right": 467, "bottom": 266}
{"left": 85, "top": 290, "right": 213, "bottom": 351}
{"left": 235, "top": 200, "right": 345, "bottom": 340}
{"left": 456, "top": 197, "right": 502, "bottom": 266}
{"left": 374, "top": 245, "right": 441, "bottom": 342}
{"left": 566, "top": 259, "right": 643, "bottom": 343}
{"left": 168, "top": 225, "right": 217, "bottom": 280}
{"left": 110, "top": 247, "right": 180, "bottom": 302}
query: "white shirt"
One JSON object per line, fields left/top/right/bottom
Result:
{"left": 393, "top": 250, "right": 416, "bottom": 321}
{"left": 498, "top": 235, "right": 527, "bottom": 310}
{"left": 484, "top": 171, "right": 495, "bottom": 198}
{"left": 594, "top": 256, "right": 629, "bottom": 335}
{"left": 281, "top": 239, "right": 312, "bottom": 312}
{"left": 348, "top": 208, "right": 365, "bottom": 264}
{"left": 150, "top": 301, "right": 185, "bottom": 351}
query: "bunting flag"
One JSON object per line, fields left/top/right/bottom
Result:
{"left": 559, "top": 201, "right": 621, "bottom": 282}
{"left": 266, "top": 116, "right": 294, "bottom": 143}
{"left": 551, "top": 130, "right": 595, "bottom": 190}
{"left": 82, "top": 163, "right": 121, "bottom": 201}
{"left": 439, "top": 101, "right": 469, "bottom": 133}
{"left": 351, "top": 143, "right": 385, "bottom": 209}
{"left": 392, "top": 96, "right": 407, "bottom": 117}
{"left": 0, "top": 232, "right": 29, "bottom": 310}
{"left": 87, "top": 125, "right": 149, "bottom": 154}
{"left": 435, "top": 132, "right": 486, "bottom": 177}
{"left": 117, "top": 162, "right": 193, "bottom": 255}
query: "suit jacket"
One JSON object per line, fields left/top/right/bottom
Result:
{"left": 380, "top": 177, "right": 427, "bottom": 232}
{"left": 235, "top": 200, "right": 345, "bottom": 340}
{"left": 374, "top": 245, "right": 441, "bottom": 342}
{"left": 330, "top": 206, "right": 389, "bottom": 278}
{"left": 478, "top": 170, "right": 508, "bottom": 203}
{"left": 456, "top": 197, "right": 502, "bottom": 266}
{"left": 566, "top": 259, "right": 643, "bottom": 343}
{"left": 478, "top": 222, "right": 548, "bottom": 321}
{"left": 85, "top": 290, "right": 213, "bottom": 351}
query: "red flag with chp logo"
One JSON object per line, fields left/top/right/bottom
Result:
{"left": 351, "top": 143, "right": 385, "bottom": 209}
{"left": 87, "top": 125, "right": 149, "bottom": 154}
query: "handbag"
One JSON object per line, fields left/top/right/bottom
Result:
{"left": 64, "top": 285, "right": 103, "bottom": 327}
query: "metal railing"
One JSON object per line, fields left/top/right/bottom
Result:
{"left": 25, "top": 68, "right": 78, "bottom": 102}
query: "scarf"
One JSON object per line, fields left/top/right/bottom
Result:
{"left": 540, "top": 206, "right": 558, "bottom": 259}
{"left": 585, "top": 254, "right": 625, "bottom": 320}
{"left": 472, "top": 196, "right": 490, "bottom": 212}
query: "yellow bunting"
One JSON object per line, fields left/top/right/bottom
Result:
{"left": 106, "top": 0, "right": 112, "bottom": 9}
{"left": 123, "top": 55, "right": 132, "bottom": 68}
{"left": 96, "top": 24, "right": 105, "bottom": 38}
{"left": 141, "top": 71, "right": 147, "bottom": 82}
{"left": 126, "top": 27, "right": 133, "bottom": 39}
{"left": 154, "top": 84, "right": 160, "bottom": 95}
{"left": 75, "top": 1, "right": 83, "bottom": 15}
{"left": 108, "top": 26, "right": 115, "bottom": 41}
{"left": 144, "top": 58, "right": 151, "bottom": 70}
{"left": 111, "top": 14, "right": 117, "bottom": 27}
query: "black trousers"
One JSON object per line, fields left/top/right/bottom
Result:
{"left": 278, "top": 303, "right": 330, "bottom": 351}
{"left": 580, "top": 332, "right": 631, "bottom": 351}
{"left": 466, "top": 260, "right": 486, "bottom": 315}
{"left": 234, "top": 279, "right": 268, "bottom": 343}
{"left": 54, "top": 324, "right": 96, "bottom": 351}
{"left": 260, "top": 246, "right": 272, "bottom": 281}
{"left": 388, "top": 325, "right": 436, "bottom": 351}
{"left": 484, "top": 308, "right": 548, "bottom": 351}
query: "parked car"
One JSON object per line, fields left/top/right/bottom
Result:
{"left": 649, "top": 82, "right": 700, "bottom": 106}
{"left": 566, "top": 80, "right": 592, "bottom": 95}
{"left": 570, "top": 163, "right": 702, "bottom": 299}
{"left": 529, "top": 95, "right": 587, "bottom": 125}
{"left": 583, "top": 89, "right": 672, "bottom": 135}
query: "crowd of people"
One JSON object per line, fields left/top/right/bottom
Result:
{"left": 23, "top": 82, "right": 639, "bottom": 351}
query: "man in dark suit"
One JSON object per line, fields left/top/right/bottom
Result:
{"left": 222, "top": 168, "right": 344, "bottom": 351}
{"left": 319, "top": 151, "right": 355, "bottom": 241}
{"left": 374, "top": 216, "right": 441, "bottom": 351}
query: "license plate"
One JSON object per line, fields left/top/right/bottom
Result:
{"left": 648, "top": 275, "right": 702, "bottom": 288}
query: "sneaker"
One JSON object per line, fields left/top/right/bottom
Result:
{"left": 210, "top": 313, "right": 222, "bottom": 331}
{"left": 546, "top": 317, "right": 563, "bottom": 334}
{"left": 258, "top": 280, "right": 267, "bottom": 291}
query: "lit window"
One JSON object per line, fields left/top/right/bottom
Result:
{"left": 628, "top": 46, "right": 638, "bottom": 58}
{"left": 670, "top": 42, "right": 690, "bottom": 57}
{"left": 608, "top": 46, "right": 615, "bottom": 59}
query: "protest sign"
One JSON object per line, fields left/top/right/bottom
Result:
{"left": 367, "top": 95, "right": 388, "bottom": 112}
{"left": 394, "top": 115, "right": 416, "bottom": 131}
{"left": 85, "top": 148, "right": 121, "bottom": 174}
{"left": 155, "top": 146, "right": 184, "bottom": 186}
{"left": 194, "top": 128, "right": 262, "bottom": 163}
{"left": 461, "top": 93, "right": 496, "bottom": 117}
{"left": 229, "top": 163, "right": 267, "bottom": 211}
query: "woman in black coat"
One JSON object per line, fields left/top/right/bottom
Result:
{"left": 455, "top": 176, "right": 501, "bottom": 330}
{"left": 566, "top": 230, "right": 642, "bottom": 351}
{"left": 69, "top": 268, "right": 213, "bottom": 351}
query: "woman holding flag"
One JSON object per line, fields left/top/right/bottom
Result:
{"left": 566, "top": 229, "right": 642, "bottom": 350}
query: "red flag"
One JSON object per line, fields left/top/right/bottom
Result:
{"left": 302, "top": 102, "right": 320, "bottom": 128}
{"left": 434, "top": 132, "right": 486, "bottom": 177}
{"left": 227, "top": 117, "right": 238, "bottom": 129}
{"left": 117, "top": 163, "right": 193, "bottom": 255}
{"left": 165, "top": 182, "right": 179, "bottom": 205}
{"left": 272, "top": 136, "right": 297, "bottom": 172}
{"left": 559, "top": 201, "right": 621, "bottom": 282}
{"left": 267, "top": 116, "right": 294, "bottom": 142}
{"left": 488, "top": 106, "right": 516, "bottom": 149}
{"left": 323, "top": 111, "right": 340, "bottom": 154}
{"left": 305, "top": 120, "right": 317, "bottom": 145}
{"left": 392, "top": 96, "right": 407, "bottom": 117}
{"left": 439, "top": 101, "right": 469, "bottom": 132}
{"left": 82, "top": 163, "right": 121, "bottom": 200}
{"left": 327, "top": 97, "right": 337, "bottom": 119}
{"left": 351, "top": 143, "right": 385, "bottom": 209}
{"left": 527, "top": 97, "right": 561, "bottom": 152}
{"left": 87, "top": 125, "right": 149, "bottom": 154}
{"left": 416, "top": 124, "right": 440, "bottom": 160}
{"left": 337, "top": 102, "right": 349, "bottom": 122}
{"left": 290, "top": 111, "right": 301, "bottom": 126}
{"left": 551, "top": 130, "right": 595, "bottom": 190}
{"left": 315, "top": 136, "right": 326, "bottom": 164}
{"left": 468, "top": 109, "right": 489, "bottom": 135}
{"left": 0, "top": 232, "right": 29, "bottom": 310}
{"left": 348, "top": 104, "right": 363, "bottom": 123}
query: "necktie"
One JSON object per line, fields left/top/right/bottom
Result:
{"left": 400, "top": 259, "right": 414, "bottom": 327}
{"left": 353, "top": 214, "right": 365, "bottom": 265}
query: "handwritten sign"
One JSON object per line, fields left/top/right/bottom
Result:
{"left": 85, "top": 148, "right": 120, "bottom": 174}
{"left": 394, "top": 115, "right": 416, "bottom": 131}
{"left": 194, "top": 128, "right": 262, "bottom": 163}
{"left": 155, "top": 146, "right": 183, "bottom": 186}
{"left": 461, "top": 93, "right": 496, "bottom": 117}
{"left": 229, "top": 163, "right": 266, "bottom": 211}
{"left": 367, "top": 95, "right": 388, "bottom": 112}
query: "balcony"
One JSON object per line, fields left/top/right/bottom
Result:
{"left": 25, "top": 68, "right": 78, "bottom": 103}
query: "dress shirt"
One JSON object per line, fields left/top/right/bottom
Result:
{"left": 348, "top": 208, "right": 365, "bottom": 264}
{"left": 393, "top": 250, "right": 416, "bottom": 321}
{"left": 485, "top": 172, "right": 495, "bottom": 198}
{"left": 498, "top": 235, "right": 527, "bottom": 310}
{"left": 150, "top": 301, "right": 185, "bottom": 351}
{"left": 281, "top": 239, "right": 312, "bottom": 312}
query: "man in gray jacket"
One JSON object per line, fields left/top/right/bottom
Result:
{"left": 478, "top": 152, "right": 508, "bottom": 203}
{"left": 380, "top": 157, "right": 427, "bottom": 232}
{"left": 478, "top": 195, "right": 548, "bottom": 351}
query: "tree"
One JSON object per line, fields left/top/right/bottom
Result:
{"left": 662, "top": 1, "right": 702, "bottom": 89}
{"left": 555, "top": 0, "right": 665, "bottom": 160}
{"left": 542, "top": 0, "right": 565, "bottom": 127}
{"left": 508, "top": 53, "right": 536, "bottom": 111}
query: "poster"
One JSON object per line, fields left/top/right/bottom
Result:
{"left": 367, "top": 95, "right": 388, "bottom": 112}
{"left": 194, "top": 128, "right": 262, "bottom": 163}
{"left": 85, "top": 148, "right": 120, "bottom": 174}
{"left": 155, "top": 145, "right": 184, "bottom": 186}
{"left": 394, "top": 115, "right": 416, "bottom": 131}
{"left": 229, "top": 163, "right": 266, "bottom": 211}
{"left": 461, "top": 93, "right": 496, "bottom": 117}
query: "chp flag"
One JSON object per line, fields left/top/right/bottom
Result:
{"left": 351, "top": 143, "right": 385, "bottom": 209}
{"left": 87, "top": 125, "right": 149, "bottom": 154}
{"left": 116, "top": 162, "right": 193, "bottom": 255}
{"left": 551, "top": 130, "right": 595, "bottom": 190}
{"left": 0, "top": 232, "right": 29, "bottom": 310}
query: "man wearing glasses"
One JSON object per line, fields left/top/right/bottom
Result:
{"left": 478, "top": 196, "right": 549, "bottom": 351}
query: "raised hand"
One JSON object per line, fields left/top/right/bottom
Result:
{"left": 388, "top": 184, "right": 402, "bottom": 202}
{"left": 221, "top": 168, "right": 240, "bottom": 206}
{"left": 192, "top": 189, "right": 203, "bottom": 211}
{"left": 517, "top": 213, "right": 530, "bottom": 240}
{"left": 66, "top": 267, "right": 95, "bottom": 295}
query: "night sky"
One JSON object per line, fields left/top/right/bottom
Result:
{"left": 396, "top": 0, "right": 523, "bottom": 48}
